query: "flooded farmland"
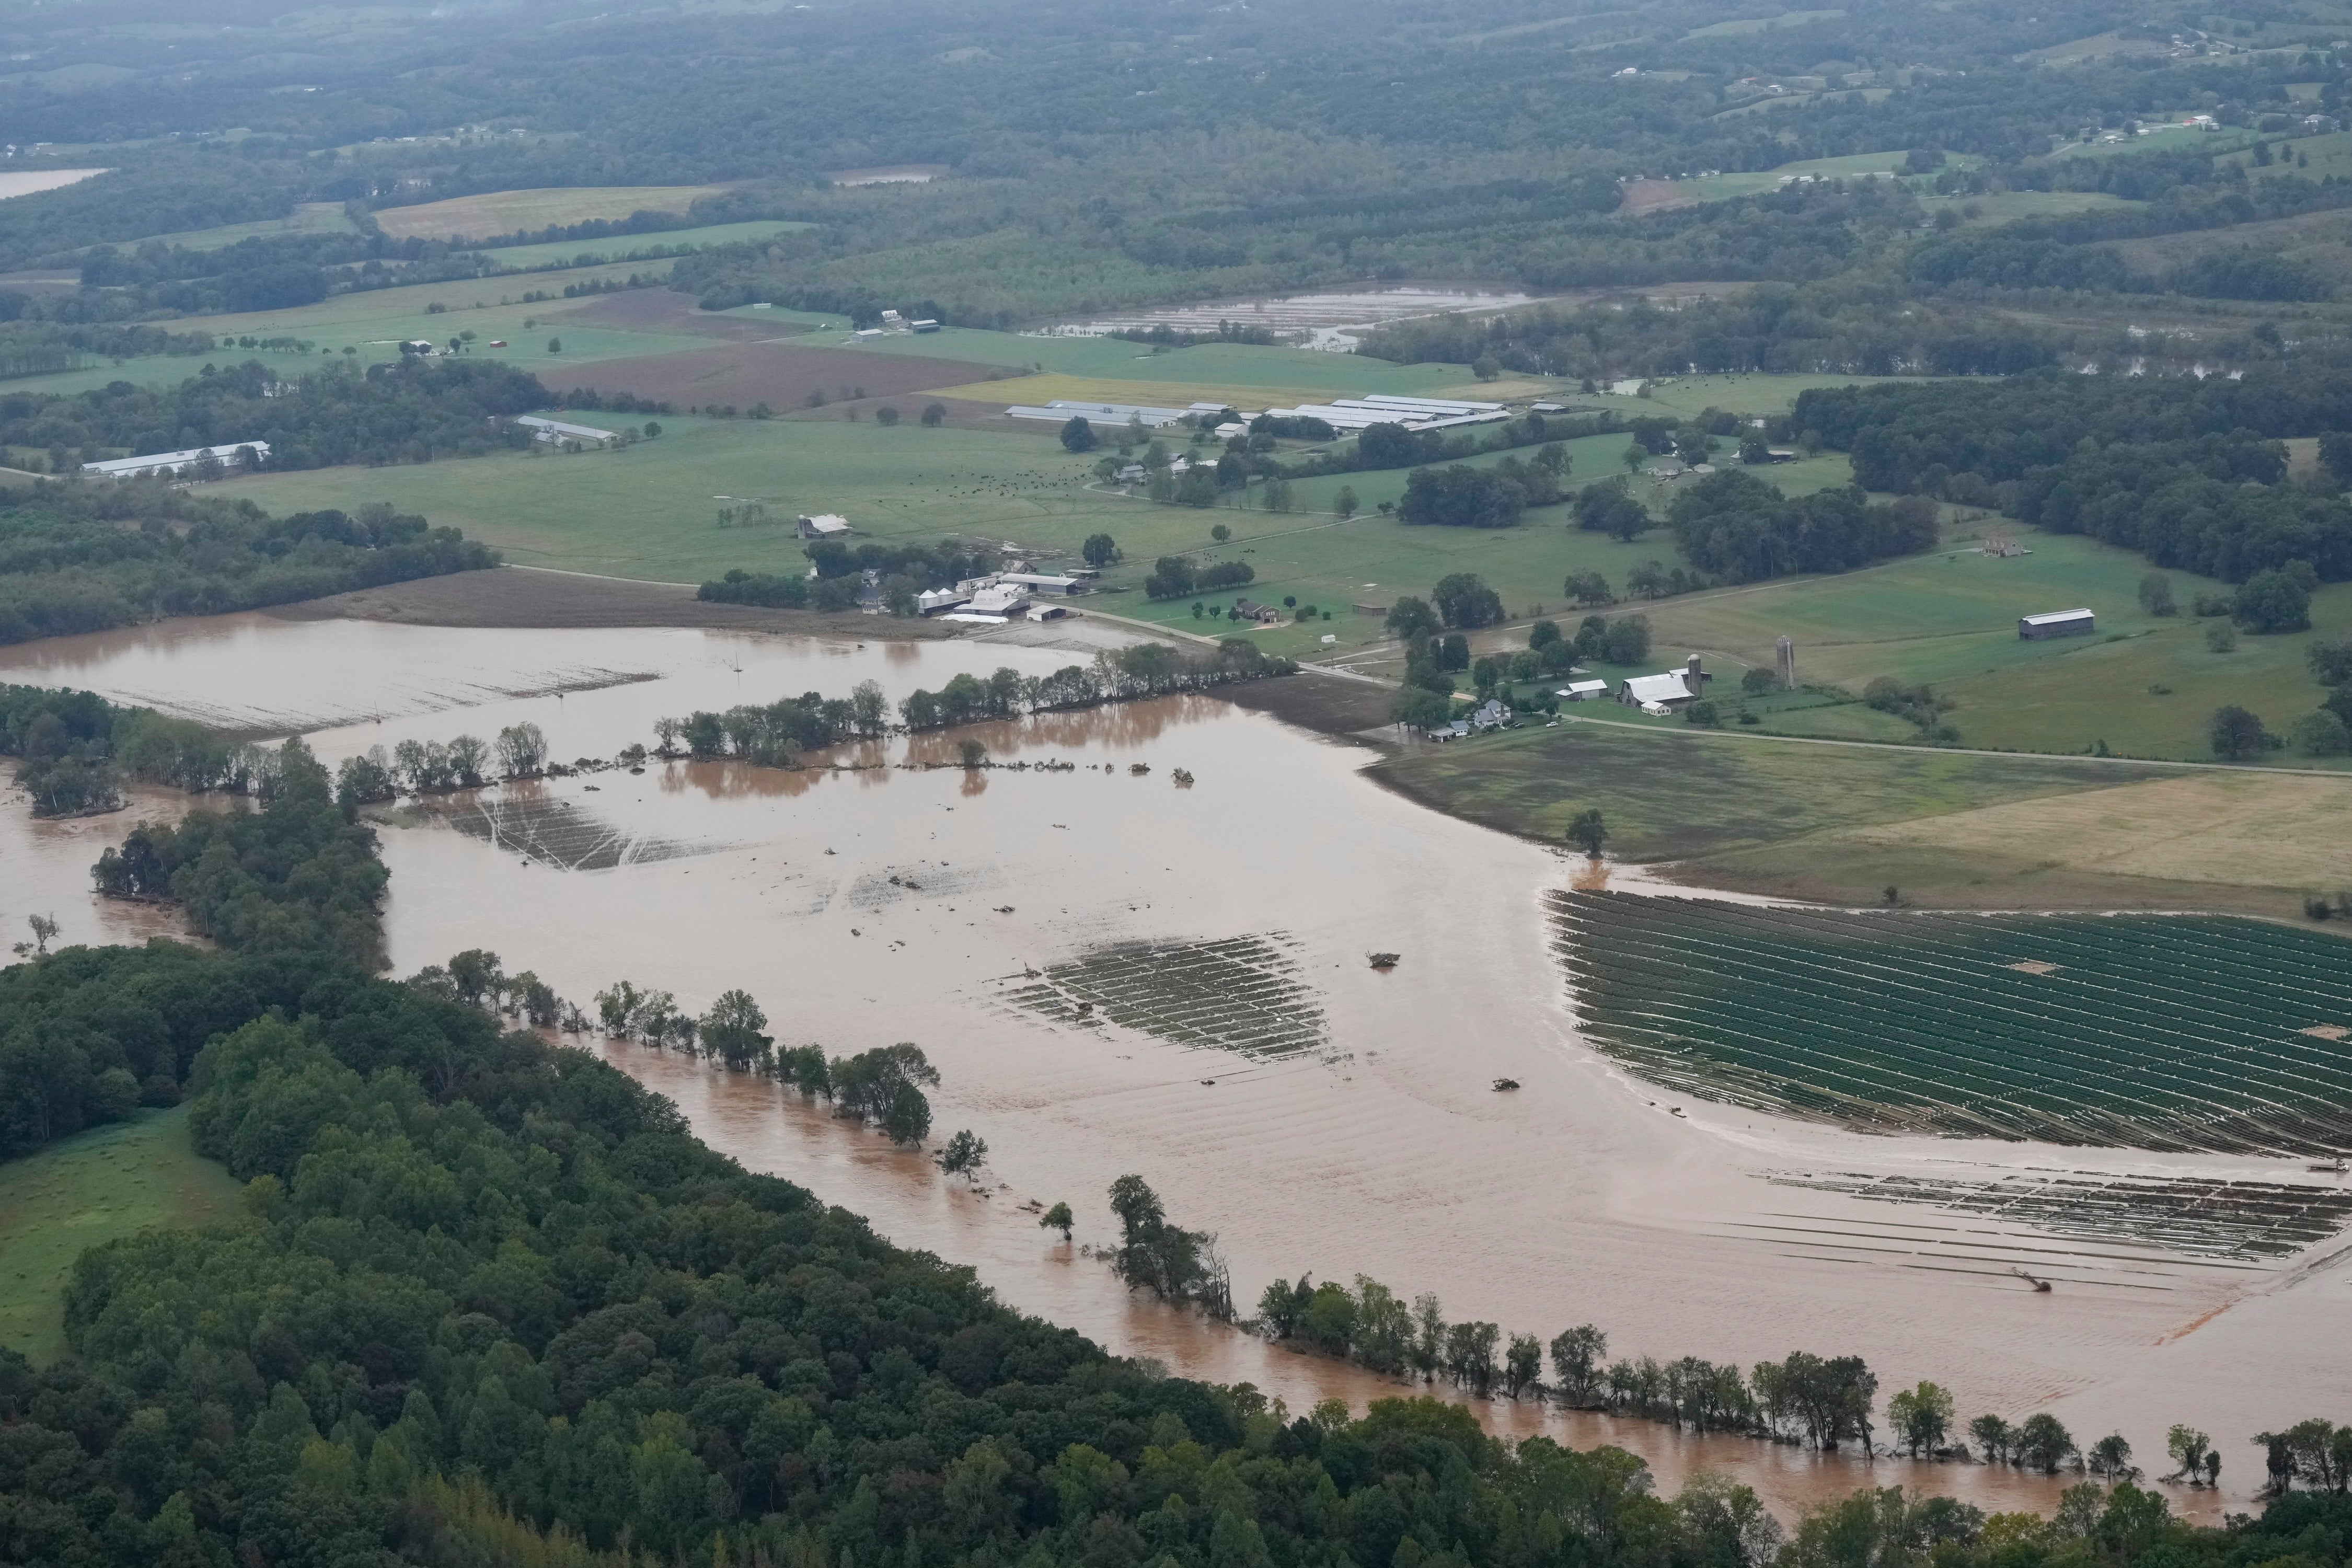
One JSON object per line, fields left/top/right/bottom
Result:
{"left": 5, "top": 609, "right": 2349, "bottom": 1519}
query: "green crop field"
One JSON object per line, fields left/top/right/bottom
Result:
{"left": 0, "top": 1105, "right": 245, "bottom": 1364}
{"left": 476, "top": 219, "right": 817, "bottom": 270}
{"left": 1551, "top": 891, "right": 2352, "bottom": 1153}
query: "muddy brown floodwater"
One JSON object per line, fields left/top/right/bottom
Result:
{"left": 5, "top": 613, "right": 2342, "bottom": 1521}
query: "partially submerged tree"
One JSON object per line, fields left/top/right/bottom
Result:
{"left": 1569, "top": 808, "right": 1609, "bottom": 858}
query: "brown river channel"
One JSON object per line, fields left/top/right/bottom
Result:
{"left": 8, "top": 610, "right": 2349, "bottom": 1521}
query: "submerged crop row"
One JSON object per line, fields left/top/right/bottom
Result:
{"left": 1549, "top": 893, "right": 2352, "bottom": 1154}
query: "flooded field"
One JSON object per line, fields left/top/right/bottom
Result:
{"left": 5, "top": 610, "right": 2347, "bottom": 1519}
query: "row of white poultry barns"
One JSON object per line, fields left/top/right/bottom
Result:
{"left": 1005, "top": 394, "right": 1510, "bottom": 434}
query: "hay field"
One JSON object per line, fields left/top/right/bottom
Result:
{"left": 371, "top": 185, "right": 735, "bottom": 241}
{"left": 0, "top": 1106, "right": 244, "bottom": 1364}
{"left": 1829, "top": 771, "right": 2352, "bottom": 892}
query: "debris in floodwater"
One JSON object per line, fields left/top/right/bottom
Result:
{"left": 1368, "top": 952, "right": 1400, "bottom": 971}
{"left": 996, "top": 906, "right": 1015, "bottom": 914}
{"left": 1001, "top": 932, "right": 1331, "bottom": 1062}
{"left": 1201, "top": 1078, "right": 1216, "bottom": 1086}
{"left": 1172, "top": 768, "right": 1195, "bottom": 787}
{"left": 1492, "top": 1077, "right": 1520, "bottom": 1092}
{"left": 2013, "top": 1267, "right": 2053, "bottom": 1293}
{"left": 1129, "top": 763, "right": 1150, "bottom": 776}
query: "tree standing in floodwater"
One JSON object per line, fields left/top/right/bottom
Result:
{"left": 1570, "top": 808, "right": 1608, "bottom": 858}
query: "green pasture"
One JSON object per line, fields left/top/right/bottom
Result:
{"left": 214, "top": 414, "right": 1122, "bottom": 582}
{"left": 1555, "top": 893, "right": 2352, "bottom": 1153}
{"left": 760, "top": 313, "right": 1518, "bottom": 398}
{"left": 207, "top": 407, "right": 1865, "bottom": 664}
{"left": 119, "top": 200, "right": 362, "bottom": 253}
{"left": 1681, "top": 9, "right": 1844, "bottom": 38}
{"left": 475, "top": 219, "right": 817, "bottom": 270}
{"left": 0, "top": 1106, "right": 244, "bottom": 1364}
{"left": 1632, "top": 527, "right": 2351, "bottom": 760}
{"left": 1583, "top": 372, "right": 1930, "bottom": 421}
{"left": 0, "top": 262, "right": 708, "bottom": 398}
{"left": 1373, "top": 710, "right": 2149, "bottom": 859}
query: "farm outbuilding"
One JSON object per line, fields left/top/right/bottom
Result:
{"left": 514, "top": 415, "right": 618, "bottom": 446}
{"left": 797, "top": 514, "right": 851, "bottom": 539}
{"left": 83, "top": 441, "right": 270, "bottom": 479}
{"left": 2020, "top": 608, "right": 2095, "bottom": 640}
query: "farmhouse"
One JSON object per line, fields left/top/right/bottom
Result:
{"left": 1232, "top": 599, "right": 1282, "bottom": 625}
{"left": 82, "top": 442, "right": 270, "bottom": 479}
{"left": 2019, "top": 607, "right": 2095, "bottom": 640}
{"left": 796, "top": 513, "right": 852, "bottom": 539}
{"left": 513, "top": 414, "right": 618, "bottom": 447}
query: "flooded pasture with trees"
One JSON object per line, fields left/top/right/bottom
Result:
{"left": 5, "top": 610, "right": 2347, "bottom": 1521}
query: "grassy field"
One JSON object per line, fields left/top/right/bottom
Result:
{"left": 1560, "top": 524, "right": 2352, "bottom": 762}
{"left": 0, "top": 1105, "right": 244, "bottom": 1364}
{"left": 371, "top": 185, "right": 737, "bottom": 241}
{"left": 1681, "top": 9, "right": 1844, "bottom": 39}
{"left": 1553, "top": 892, "right": 2352, "bottom": 1152}
{"left": 0, "top": 261, "right": 702, "bottom": 399}
{"left": 1377, "top": 715, "right": 2352, "bottom": 914}
{"left": 123, "top": 200, "right": 361, "bottom": 252}
{"left": 209, "top": 409, "right": 1860, "bottom": 662}
{"left": 1377, "top": 718, "right": 2150, "bottom": 862}
{"left": 1934, "top": 190, "right": 2147, "bottom": 226}
{"left": 477, "top": 219, "right": 815, "bottom": 270}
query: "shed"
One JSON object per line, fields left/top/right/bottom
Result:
{"left": 2019, "top": 607, "right": 2095, "bottom": 640}
{"left": 967, "top": 583, "right": 1030, "bottom": 615}
{"left": 1557, "top": 679, "right": 1609, "bottom": 701}
{"left": 999, "top": 572, "right": 1082, "bottom": 596}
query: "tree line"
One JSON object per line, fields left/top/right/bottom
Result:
{"left": 1793, "top": 372, "right": 2352, "bottom": 585}
{"left": 0, "top": 485, "right": 495, "bottom": 646}
{"left": 0, "top": 355, "right": 548, "bottom": 475}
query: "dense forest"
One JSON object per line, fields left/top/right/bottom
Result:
{"left": 0, "top": 483, "right": 495, "bottom": 644}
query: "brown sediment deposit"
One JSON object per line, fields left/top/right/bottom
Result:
{"left": 0, "top": 612, "right": 2341, "bottom": 1522}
